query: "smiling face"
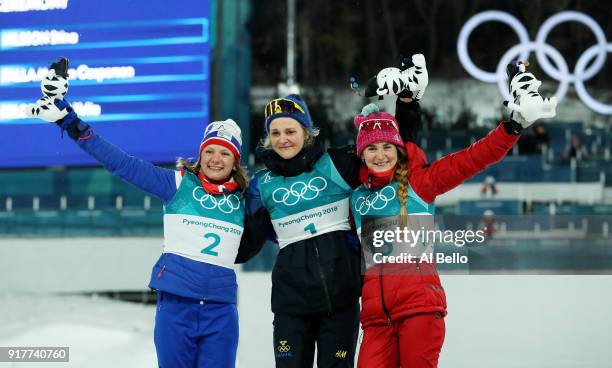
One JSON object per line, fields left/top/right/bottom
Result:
{"left": 362, "top": 142, "right": 399, "bottom": 172}
{"left": 268, "top": 117, "right": 306, "bottom": 159}
{"left": 199, "top": 144, "right": 236, "bottom": 182}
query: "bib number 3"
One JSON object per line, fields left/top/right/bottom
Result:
{"left": 201, "top": 233, "right": 221, "bottom": 256}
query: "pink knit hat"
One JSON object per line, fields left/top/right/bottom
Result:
{"left": 354, "top": 103, "right": 403, "bottom": 156}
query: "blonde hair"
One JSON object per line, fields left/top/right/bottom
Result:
{"left": 260, "top": 126, "right": 320, "bottom": 151}
{"left": 393, "top": 148, "right": 410, "bottom": 228}
{"left": 176, "top": 157, "right": 248, "bottom": 193}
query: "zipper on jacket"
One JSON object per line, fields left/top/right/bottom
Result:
{"left": 314, "top": 244, "right": 333, "bottom": 315}
{"left": 379, "top": 264, "right": 392, "bottom": 325}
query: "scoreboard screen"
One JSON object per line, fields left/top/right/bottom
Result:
{"left": 0, "top": 0, "right": 211, "bottom": 167}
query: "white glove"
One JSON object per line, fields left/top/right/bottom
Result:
{"left": 503, "top": 62, "right": 557, "bottom": 128}
{"left": 364, "top": 53, "right": 429, "bottom": 100}
{"left": 401, "top": 53, "right": 428, "bottom": 100}
{"left": 371, "top": 67, "right": 405, "bottom": 97}
{"left": 504, "top": 97, "right": 557, "bottom": 128}
{"left": 41, "top": 58, "right": 69, "bottom": 100}
{"left": 24, "top": 96, "right": 69, "bottom": 122}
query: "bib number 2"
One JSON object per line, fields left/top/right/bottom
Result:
{"left": 201, "top": 233, "right": 221, "bottom": 256}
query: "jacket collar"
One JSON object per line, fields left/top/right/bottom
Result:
{"left": 257, "top": 140, "right": 324, "bottom": 177}
{"left": 358, "top": 165, "right": 395, "bottom": 189}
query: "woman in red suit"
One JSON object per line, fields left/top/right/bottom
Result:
{"left": 352, "top": 61, "right": 555, "bottom": 367}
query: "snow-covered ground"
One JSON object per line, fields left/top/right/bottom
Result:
{"left": 2, "top": 272, "right": 612, "bottom": 367}
{"left": 0, "top": 294, "right": 155, "bottom": 367}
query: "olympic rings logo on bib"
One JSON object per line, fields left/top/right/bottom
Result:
{"left": 272, "top": 177, "right": 328, "bottom": 206}
{"left": 457, "top": 10, "right": 611, "bottom": 115}
{"left": 354, "top": 186, "right": 396, "bottom": 216}
{"left": 192, "top": 187, "right": 241, "bottom": 214}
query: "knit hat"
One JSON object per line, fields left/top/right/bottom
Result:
{"left": 199, "top": 119, "right": 243, "bottom": 161}
{"left": 264, "top": 94, "right": 313, "bottom": 133}
{"left": 354, "top": 103, "right": 403, "bottom": 156}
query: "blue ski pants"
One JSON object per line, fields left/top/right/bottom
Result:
{"left": 154, "top": 291, "right": 238, "bottom": 368}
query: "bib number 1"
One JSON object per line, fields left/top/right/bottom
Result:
{"left": 304, "top": 223, "right": 317, "bottom": 235}
{"left": 201, "top": 233, "right": 221, "bottom": 256}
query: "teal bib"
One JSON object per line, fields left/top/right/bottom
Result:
{"left": 257, "top": 152, "right": 351, "bottom": 248}
{"left": 350, "top": 181, "right": 435, "bottom": 236}
{"left": 163, "top": 171, "right": 245, "bottom": 268}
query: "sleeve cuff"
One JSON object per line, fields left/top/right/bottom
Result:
{"left": 66, "top": 118, "right": 91, "bottom": 140}
{"left": 396, "top": 98, "right": 420, "bottom": 111}
{"left": 503, "top": 120, "right": 523, "bottom": 135}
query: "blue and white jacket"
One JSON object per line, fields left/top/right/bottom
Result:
{"left": 77, "top": 133, "right": 244, "bottom": 303}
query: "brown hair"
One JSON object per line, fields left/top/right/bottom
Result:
{"left": 393, "top": 147, "right": 410, "bottom": 228}
{"left": 176, "top": 157, "right": 248, "bottom": 193}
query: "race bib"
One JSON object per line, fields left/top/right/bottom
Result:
{"left": 272, "top": 199, "right": 350, "bottom": 248}
{"left": 163, "top": 214, "right": 243, "bottom": 268}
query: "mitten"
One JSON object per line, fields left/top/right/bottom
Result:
{"left": 400, "top": 53, "right": 428, "bottom": 100}
{"left": 364, "top": 54, "right": 429, "bottom": 100}
{"left": 364, "top": 67, "right": 405, "bottom": 99}
{"left": 25, "top": 97, "right": 89, "bottom": 140}
{"left": 42, "top": 57, "right": 69, "bottom": 100}
{"left": 503, "top": 61, "right": 557, "bottom": 128}
{"left": 25, "top": 96, "right": 69, "bottom": 122}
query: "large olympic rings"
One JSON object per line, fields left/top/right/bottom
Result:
{"left": 458, "top": 10, "right": 610, "bottom": 114}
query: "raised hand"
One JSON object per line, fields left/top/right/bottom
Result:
{"left": 400, "top": 53, "right": 428, "bottom": 100}
{"left": 25, "top": 96, "right": 69, "bottom": 122}
{"left": 25, "top": 57, "right": 90, "bottom": 139}
{"left": 41, "top": 57, "right": 69, "bottom": 100}
{"left": 365, "top": 67, "right": 405, "bottom": 99}
{"left": 503, "top": 61, "right": 557, "bottom": 128}
{"left": 364, "top": 54, "right": 429, "bottom": 100}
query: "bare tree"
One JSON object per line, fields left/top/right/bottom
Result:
{"left": 381, "top": 0, "right": 399, "bottom": 60}
{"left": 414, "top": 0, "right": 441, "bottom": 68}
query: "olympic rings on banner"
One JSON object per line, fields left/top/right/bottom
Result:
{"left": 458, "top": 10, "right": 610, "bottom": 114}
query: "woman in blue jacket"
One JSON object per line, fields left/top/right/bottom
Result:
{"left": 27, "top": 59, "right": 248, "bottom": 368}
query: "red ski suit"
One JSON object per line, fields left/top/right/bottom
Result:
{"left": 357, "top": 122, "right": 520, "bottom": 368}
